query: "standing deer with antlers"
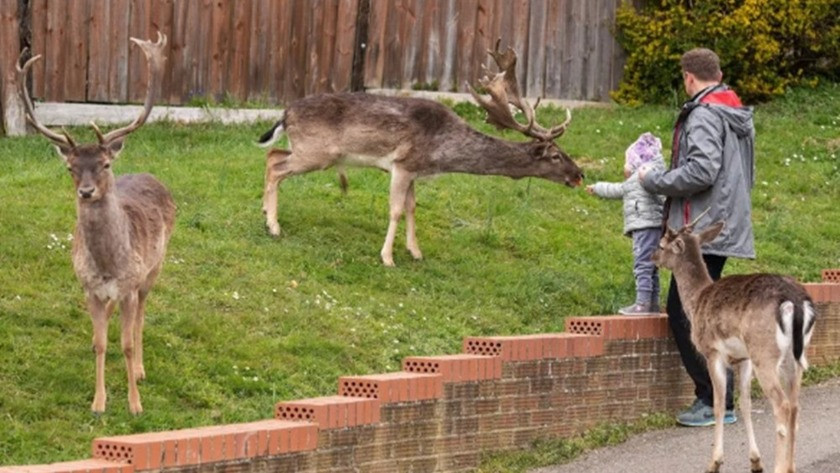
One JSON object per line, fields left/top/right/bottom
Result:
{"left": 653, "top": 213, "right": 817, "bottom": 473}
{"left": 258, "top": 42, "right": 583, "bottom": 266}
{"left": 18, "top": 33, "right": 174, "bottom": 414}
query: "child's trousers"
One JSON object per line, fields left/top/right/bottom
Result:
{"left": 631, "top": 227, "right": 662, "bottom": 304}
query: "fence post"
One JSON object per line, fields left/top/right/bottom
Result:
{"left": 1, "top": 0, "right": 26, "bottom": 136}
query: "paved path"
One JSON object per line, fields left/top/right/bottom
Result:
{"left": 531, "top": 378, "right": 840, "bottom": 473}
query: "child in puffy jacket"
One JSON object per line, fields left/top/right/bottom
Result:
{"left": 586, "top": 132, "right": 666, "bottom": 315}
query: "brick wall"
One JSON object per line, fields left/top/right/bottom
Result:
{"left": 3, "top": 274, "right": 839, "bottom": 473}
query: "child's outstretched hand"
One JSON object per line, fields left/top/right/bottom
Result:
{"left": 585, "top": 185, "right": 595, "bottom": 195}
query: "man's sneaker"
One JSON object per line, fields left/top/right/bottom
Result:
{"left": 618, "top": 302, "right": 655, "bottom": 315}
{"left": 676, "top": 399, "right": 738, "bottom": 427}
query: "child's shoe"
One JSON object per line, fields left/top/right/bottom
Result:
{"left": 618, "top": 302, "right": 656, "bottom": 315}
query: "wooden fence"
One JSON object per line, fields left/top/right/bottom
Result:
{"left": 0, "top": 0, "right": 626, "bottom": 112}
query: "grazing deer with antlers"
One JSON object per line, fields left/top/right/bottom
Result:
{"left": 18, "top": 33, "right": 174, "bottom": 414}
{"left": 258, "top": 41, "right": 583, "bottom": 266}
{"left": 653, "top": 213, "right": 817, "bottom": 473}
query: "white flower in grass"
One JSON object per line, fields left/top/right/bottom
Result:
{"left": 232, "top": 291, "right": 240, "bottom": 300}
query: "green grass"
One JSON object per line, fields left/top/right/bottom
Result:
{"left": 1, "top": 83, "right": 839, "bottom": 465}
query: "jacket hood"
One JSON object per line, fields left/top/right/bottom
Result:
{"left": 696, "top": 86, "right": 755, "bottom": 138}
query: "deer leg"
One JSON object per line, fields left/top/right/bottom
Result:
{"left": 706, "top": 354, "right": 727, "bottom": 473}
{"left": 381, "top": 167, "right": 414, "bottom": 266}
{"left": 88, "top": 296, "right": 112, "bottom": 414}
{"left": 753, "top": 361, "right": 791, "bottom": 473}
{"left": 120, "top": 292, "right": 143, "bottom": 414}
{"left": 404, "top": 181, "right": 422, "bottom": 260}
{"left": 263, "top": 149, "right": 293, "bottom": 237}
{"left": 785, "top": 364, "right": 803, "bottom": 473}
{"left": 133, "top": 289, "right": 149, "bottom": 381}
{"left": 738, "top": 360, "right": 764, "bottom": 472}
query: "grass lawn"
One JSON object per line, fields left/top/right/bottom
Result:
{"left": 1, "top": 83, "right": 839, "bottom": 465}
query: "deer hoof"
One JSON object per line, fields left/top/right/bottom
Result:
{"left": 267, "top": 223, "right": 281, "bottom": 237}
{"left": 129, "top": 401, "right": 143, "bottom": 415}
{"left": 408, "top": 249, "right": 423, "bottom": 260}
{"left": 750, "top": 456, "right": 764, "bottom": 472}
{"left": 91, "top": 399, "right": 106, "bottom": 415}
{"left": 134, "top": 367, "right": 146, "bottom": 381}
{"left": 381, "top": 255, "right": 395, "bottom": 267}
{"left": 706, "top": 459, "right": 723, "bottom": 473}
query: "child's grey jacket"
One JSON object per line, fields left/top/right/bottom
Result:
{"left": 591, "top": 158, "right": 666, "bottom": 236}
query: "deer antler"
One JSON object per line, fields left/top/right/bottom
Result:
{"left": 468, "top": 39, "right": 572, "bottom": 142}
{"left": 95, "top": 31, "right": 167, "bottom": 145}
{"left": 16, "top": 50, "right": 76, "bottom": 148}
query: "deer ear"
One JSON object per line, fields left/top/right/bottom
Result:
{"left": 672, "top": 238, "right": 686, "bottom": 254}
{"left": 530, "top": 141, "right": 551, "bottom": 160}
{"left": 697, "top": 221, "right": 724, "bottom": 244}
{"left": 53, "top": 144, "right": 72, "bottom": 164}
{"left": 107, "top": 139, "right": 125, "bottom": 159}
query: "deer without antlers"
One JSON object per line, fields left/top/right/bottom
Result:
{"left": 258, "top": 41, "right": 583, "bottom": 266}
{"left": 653, "top": 214, "right": 817, "bottom": 473}
{"left": 18, "top": 33, "right": 174, "bottom": 414}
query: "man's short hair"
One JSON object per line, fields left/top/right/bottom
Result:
{"left": 681, "top": 48, "right": 722, "bottom": 82}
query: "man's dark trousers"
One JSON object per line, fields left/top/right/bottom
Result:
{"left": 666, "top": 253, "right": 734, "bottom": 409}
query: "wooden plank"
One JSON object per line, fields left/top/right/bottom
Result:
{"left": 30, "top": 0, "right": 47, "bottom": 99}
{"left": 63, "top": 0, "right": 88, "bottom": 102}
{"left": 421, "top": 0, "right": 441, "bottom": 86}
{"left": 525, "top": 0, "right": 546, "bottom": 98}
{"left": 363, "top": 0, "right": 387, "bottom": 88}
{"left": 208, "top": 0, "right": 232, "bottom": 100}
{"left": 286, "top": 0, "right": 307, "bottom": 100}
{"left": 1, "top": 0, "right": 26, "bottom": 135}
{"left": 506, "top": 0, "right": 529, "bottom": 95}
{"left": 438, "top": 0, "right": 457, "bottom": 92}
{"left": 543, "top": 0, "right": 564, "bottom": 98}
{"left": 43, "top": 0, "right": 68, "bottom": 102}
{"left": 228, "top": 0, "right": 251, "bottom": 101}
{"left": 107, "top": 0, "right": 130, "bottom": 103}
{"left": 381, "top": 0, "right": 402, "bottom": 88}
{"left": 247, "top": 0, "right": 271, "bottom": 102}
{"left": 332, "top": 0, "right": 358, "bottom": 92}
{"left": 148, "top": 0, "right": 174, "bottom": 104}
{"left": 305, "top": 0, "right": 330, "bottom": 95}
{"left": 267, "top": 0, "right": 293, "bottom": 103}
{"left": 454, "top": 0, "right": 477, "bottom": 92}
{"left": 87, "top": 0, "right": 110, "bottom": 102}
{"left": 582, "top": 0, "right": 599, "bottom": 100}
{"left": 565, "top": 0, "right": 584, "bottom": 100}
{"left": 400, "top": 0, "right": 423, "bottom": 89}
{"left": 472, "top": 0, "right": 495, "bottom": 89}
{"left": 127, "top": 0, "right": 149, "bottom": 103}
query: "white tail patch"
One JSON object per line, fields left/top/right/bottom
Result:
{"left": 776, "top": 301, "right": 794, "bottom": 352}
{"left": 800, "top": 301, "right": 816, "bottom": 370}
{"left": 258, "top": 114, "right": 286, "bottom": 148}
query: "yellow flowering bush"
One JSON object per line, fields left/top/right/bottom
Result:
{"left": 613, "top": 0, "right": 840, "bottom": 105}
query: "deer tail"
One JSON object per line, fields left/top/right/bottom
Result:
{"left": 257, "top": 112, "right": 286, "bottom": 148}
{"left": 778, "top": 299, "right": 817, "bottom": 369}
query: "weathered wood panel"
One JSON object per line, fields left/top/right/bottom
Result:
{"left": 8, "top": 0, "right": 627, "bottom": 107}
{"left": 1, "top": 0, "right": 25, "bottom": 135}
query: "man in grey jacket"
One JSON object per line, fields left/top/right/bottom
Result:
{"left": 639, "top": 48, "right": 756, "bottom": 427}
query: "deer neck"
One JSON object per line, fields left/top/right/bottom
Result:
{"left": 75, "top": 193, "right": 133, "bottom": 273}
{"left": 670, "top": 256, "right": 714, "bottom": 322}
{"left": 437, "top": 129, "right": 543, "bottom": 178}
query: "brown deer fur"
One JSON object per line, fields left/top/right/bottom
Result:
{"left": 653, "top": 219, "right": 817, "bottom": 473}
{"left": 259, "top": 44, "right": 583, "bottom": 266}
{"left": 18, "top": 34, "right": 174, "bottom": 414}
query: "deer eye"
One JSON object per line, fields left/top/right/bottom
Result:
{"left": 103, "top": 163, "right": 111, "bottom": 170}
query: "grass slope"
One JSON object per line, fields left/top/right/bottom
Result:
{"left": 1, "top": 83, "right": 839, "bottom": 465}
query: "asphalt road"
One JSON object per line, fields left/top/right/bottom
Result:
{"left": 530, "top": 378, "right": 840, "bottom": 473}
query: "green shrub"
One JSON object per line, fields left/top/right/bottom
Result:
{"left": 613, "top": 0, "right": 840, "bottom": 105}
